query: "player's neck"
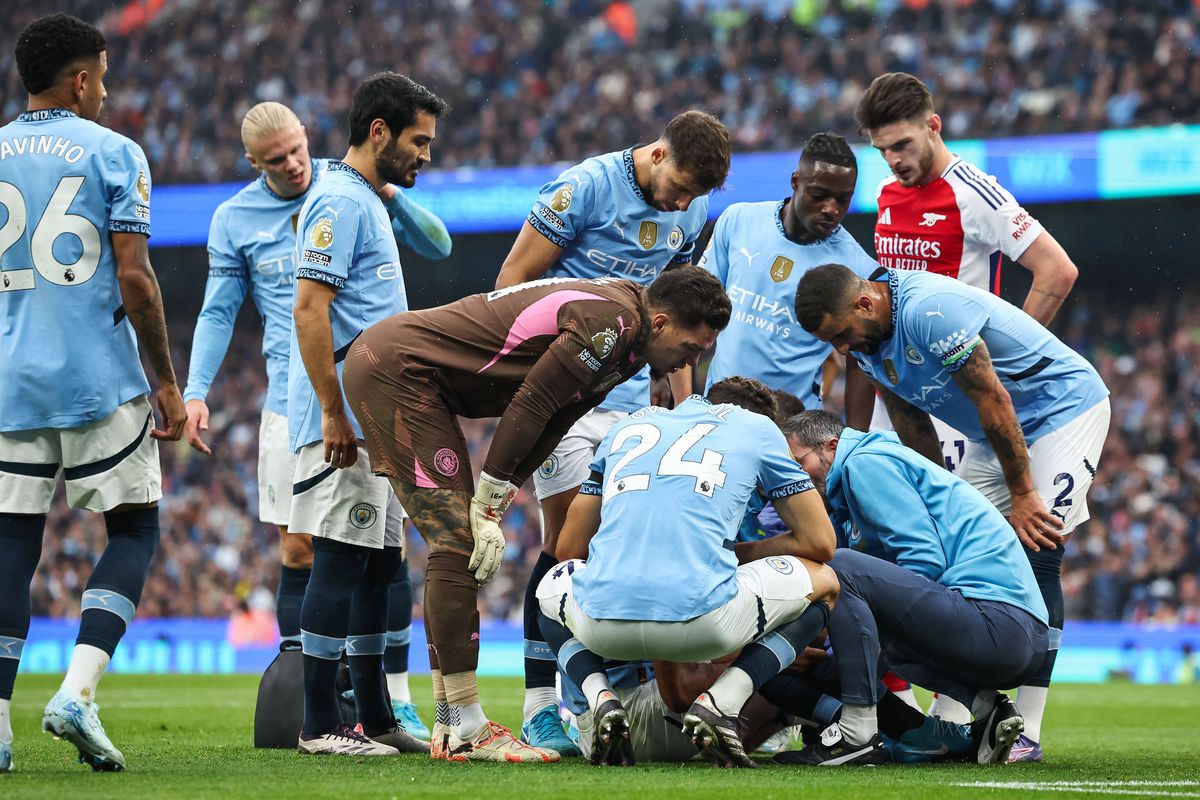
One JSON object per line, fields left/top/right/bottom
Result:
{"left": 27, "top": 92, "right": 80, "bottom": 116}
{"left": 341, "top": 148, "right": 385, "bottom": 192}
{"left": 781, "top": 200, "right": 821, "bottom": 245}
{"left": 630, "top": 142, "right": 656, "bottom": 197}
{"left": 875, "top": 281, "right": 895, "bottom": 336}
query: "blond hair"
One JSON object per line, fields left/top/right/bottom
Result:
{"left": 241, "top": 102, "right": 301, "bottom": 149}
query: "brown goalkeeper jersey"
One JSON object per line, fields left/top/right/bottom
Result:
{"left": 344, "top": 276, "right": 650, "bottom": 484}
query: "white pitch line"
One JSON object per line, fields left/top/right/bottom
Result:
{"left": 957, "top": 781, "right": 1200, "bottom": 798}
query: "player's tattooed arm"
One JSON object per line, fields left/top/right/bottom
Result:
{"left": 390, "top": 482, "right": 474, "bottom": 556}
{"left": 951, "top": 342, "right": 1064, "bottom": 551}
{"left": 874, "top": 379, "right": 943, "bottom": 468}
{"left": 113, "top": 232, "right": 185, "bottom": 440}
{"left": 1017, "top": 232, "right": 1078, "bottom": 326}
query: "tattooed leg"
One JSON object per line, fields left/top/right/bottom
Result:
{"left": 389, "top": 481, "right": 484, "bottom": 731}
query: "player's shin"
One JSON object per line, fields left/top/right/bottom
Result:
{"left": 277, "top": 565, "right": 311, "bottom": 648}
{"left": 523, "top": 551, "right": 560, "bottom": 720}
{"left": 1017, "top": 546, "right": 1064, "bottom": 744}
{"left": 0, "top": 513, "right": 45, "bottom": 743}
{"left": 537, "top": 610, "right": 610, "bottom": 711}
{"left": 424, "top": 551, "right": 484, "bottom": 735}
{"left": 708, "top": 601, "right": 831, "bottom": 715}
{"left": 348, "top": 546, "right": 401, "bottom": 736}
{"left": 65, "top": 507, "right": 159, "bottom": 700}
{"left": 384, "top": 559, "right": 413, "bottom": 703}
{"left": 299, "top": 538, "right": 369, "bottom": 736}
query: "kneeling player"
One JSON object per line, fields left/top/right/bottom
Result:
{"left": 782, "top": 411, "right": 1050, "bottom": 765}
{"left": 535, "top": 378, "right": 839, "bottom": 767}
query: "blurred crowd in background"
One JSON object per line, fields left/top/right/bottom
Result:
{"left": 5, "top": 0, "right": 1198, "bottom": 628}
{"left": 2, "top": 0, "right": 1196, "bottom": 183}
{"left": 30, "top": 286, "right": 1200, "bottom": 627}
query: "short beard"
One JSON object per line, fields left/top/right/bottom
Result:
{"left": 376, "top": 146, "right": 413, "bottom": 188}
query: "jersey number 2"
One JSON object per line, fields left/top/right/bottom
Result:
{"left": 605, "top": 422, "right": 728, "bottom": 499}
{"left": 0, "top": 177, "right": 101, "bottom": 292}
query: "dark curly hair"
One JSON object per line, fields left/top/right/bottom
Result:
{"left": 707, "top": 376, "right": 777, "bottom": 419}
{"left": 647, "top": 266, "right": 731, "bottom": 331}
{"left": 16, "top": 14, "right": 106, "bottom": 96}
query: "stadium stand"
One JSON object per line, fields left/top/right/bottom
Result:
{"left": 1, "top": 0, "right": 1196, "bottom": 184}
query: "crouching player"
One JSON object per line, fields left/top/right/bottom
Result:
{"left": 535, "top": 378, "right": 839, "bottom": 767}
{"left": 782, "top": 411, "right": 1050, "bottom": 765}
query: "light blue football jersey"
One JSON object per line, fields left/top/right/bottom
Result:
{"left": 826, "top": 428, "right": 1048, "bottom": 624}
{"left": 184, "top": 159, "right": 332, "bottom": 416}
{"left": 573, "top": 396, "right": 814, "bottom": 622}
{"left": 528, "top": 148, "right": 709, "bottom": 412}
{"left": 0, "top": 109, "right": 152, "bottom": 432}
{"left": 287, "top": 161, "right": 408, "bottom": 451}
{"left": 700, "top": 200, "right": 880, "bottom": 408}
{"left": 855, "top": 269, "right": 1109, "bottom": 444}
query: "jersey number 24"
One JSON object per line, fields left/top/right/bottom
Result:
{"left": 605, "top": 422, "right": 728, "bottom": 499}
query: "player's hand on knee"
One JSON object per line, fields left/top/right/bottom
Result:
{"left": 469, "top": 472, "right": 517, "bottom": 585}
{"left": 153, "top": 383, "right": 187, "bottom": 442}
{"left": 321, "top": 409, "right": 359, "bottom": 469}
{"left": 184, "top": 398, "right": 212, "bottom": 454}
{"left": 1009, "top": 489, "right": 1064, "bottom": 552}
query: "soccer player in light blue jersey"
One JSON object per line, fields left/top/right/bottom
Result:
{"left": 698, "top": 133, "right": 879, "bottom": 410}
{"left": 181, "top": 101, "right": 449, "bottom": 739}
{"left": 781, "top": 410, "right": 1049, "bottom": 766}
{"left": 289, "top": 73, "right": 445, "bottom": 757}
{"left": 797, "top": 263, "right": 1110, "bottom": 755}
{"left": 495, "top": 111, "right": 732, "bottom": 751}
{"left": 0, "top": 14, "right": 185, "bottom": 773}
{"left": 536, "top": 377, "right": 839, "bottom": 767}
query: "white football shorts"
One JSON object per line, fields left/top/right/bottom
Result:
{"left": 538, "top": 556, "right": 814, "bottom": 663}
{"left": 0, "top": 395, "right": 162, "bottom": 514}
{"left": 288, "top": 441, "right": 406, "bottom": 550}
{"left": 532, "top": 408, "right": 627, "bottom": 500}
{"left": 958, "top": 397, "right": 1110, "bottom": 535}
{"left": 258, "top": 408, "right": 298, "bottom": 526}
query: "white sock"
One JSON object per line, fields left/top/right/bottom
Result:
{"left": 929, "top": 693, "right": 972, "bottom": 723}
{"left": 386, "top": 672, "right": 411, "bottom": 704}
{"left": 454, "top": 702, "right": 488, "bottom": 737}
{"left": 838, "top": 703, "right": 878, "bottom": 746}
{"left": 1016, "top": 685, "right": 1048, "bottom": 742}
{"left": 62, "top": 644, "right": 110, "bottom": 701}
{"left": 893, "top": 687, "right": 922, "bottom": 712}
{"left": 580, "top": 673, "right": 614, "bottom": 712}
{"left": 0, "top": 698, "right": 11, "bottom": 743}
{"left": 705, "top": 666, "right": 755, "bottom": 715}
{"left": 523, "top": 686, "right": 559, "bottom": 721}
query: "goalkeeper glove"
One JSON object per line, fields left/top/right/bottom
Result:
{"left": 468, "top": 471, "right": 517, "bottom": 585}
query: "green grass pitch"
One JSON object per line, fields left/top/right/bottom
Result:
{"left": 3, "top": 674, "right": 1198, "bottom": 799}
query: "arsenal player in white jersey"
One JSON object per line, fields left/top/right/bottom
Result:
{"left": 845, "top": 72, "right": 1082, "bottom": 762}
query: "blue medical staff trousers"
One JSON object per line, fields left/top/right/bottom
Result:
{"left": 828, "top": 549, "right": 1049, "bottom": 708}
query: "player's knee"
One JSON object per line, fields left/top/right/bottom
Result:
{"left": 808, "top": 563, "right": 840, "bottom": 609}
{"left": 279, "top": 530, "right": 314, "bottom": 569}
